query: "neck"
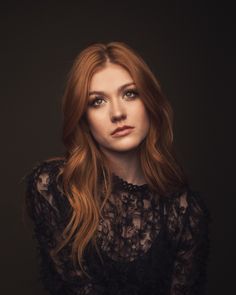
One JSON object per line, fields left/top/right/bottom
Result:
{"left": 101, "top": 147, "right": 146, "bottom": 185}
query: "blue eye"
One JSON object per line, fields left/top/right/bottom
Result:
{"left": 88, "top": 88, "right": 139, "bottom": 108}
{"left": 88, "top": 97, "right": 105, "bottom": 107}
{"left": 124, "top": 89, "right": 139, "bottom": 99}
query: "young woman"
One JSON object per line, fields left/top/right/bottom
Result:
{"left": 25, "top": 41, "right": 210, "bottom": 295}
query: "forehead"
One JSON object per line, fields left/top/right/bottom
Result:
{"left": 89, "top": 63, "right": 133, "bottom": 91}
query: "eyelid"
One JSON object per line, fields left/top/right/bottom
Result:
{"left": 88, "top": 97, "right": 105, "bottom": 107}
{"left": 88, "top": 88, "right": 139, "bottom": 107}
{"left": 124, "top": 88, "right": 139, "bottom": 96}
{"left": 125, "top": 87, "right": 138, "bottom": 92}
{"left": 90, "top": 87, "right": 138, "bottom": 98}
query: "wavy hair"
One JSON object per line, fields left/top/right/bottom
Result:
{"left": 53, "top": 41, "right": 188, "bottom": 278}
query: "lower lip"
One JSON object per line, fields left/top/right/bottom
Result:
{"left": 112, "top": 128, "right": 134, "bottom": 137}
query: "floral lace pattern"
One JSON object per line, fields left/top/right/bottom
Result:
{"left": 97, "top": 176, "right": 162, "bottom": 262}
{"left": 25, "top": 159, "right": 211, "bottom": 295}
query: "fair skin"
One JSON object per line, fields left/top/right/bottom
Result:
{"left": 85, "top": 62, "right": 150, "bottom": 185}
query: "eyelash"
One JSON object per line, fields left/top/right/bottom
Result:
{"left": 88, "top": 88, "right": 139, "bottom": 108}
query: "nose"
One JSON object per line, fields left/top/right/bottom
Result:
{"left": 110, "top": 100, "right": 127, "bottom": 123}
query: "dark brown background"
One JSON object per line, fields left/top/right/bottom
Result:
{"left": 1, "top": 1, "right": 234, "bottom": 294}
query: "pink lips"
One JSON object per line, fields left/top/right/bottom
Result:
{"left": 111, "top": 126, "right": 134, "bottom": 136}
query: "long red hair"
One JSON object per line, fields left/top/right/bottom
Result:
{"left": 53, "top": 41, "right": 188, "bottom": 278}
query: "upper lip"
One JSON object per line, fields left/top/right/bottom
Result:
{"left": 111, "top": 125, "right": 134, "bottom": 135}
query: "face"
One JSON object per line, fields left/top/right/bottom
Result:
{"left": 85, "top": 63, "right": 150, "bottom": 156}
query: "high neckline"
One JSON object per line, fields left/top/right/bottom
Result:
{"left": 112, "top": 173, "right": 149, "bottom": 193}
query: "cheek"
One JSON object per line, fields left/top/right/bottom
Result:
{"left": 133, "top": 103, "right": 150, "bottom": 130}
{"left": 86, "top": 111, "right": 108, "bottom": 139}
{"left": 144, "top": 111, "right": 150, "bottom": 130}
{"left": 87, "top": 112, "right": 103, "bottom": 130}
{"left": 141, "top": 107, "right": 149, "bottom": 123}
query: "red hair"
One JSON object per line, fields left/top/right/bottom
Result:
{"left": 52, "top": 41, "right": 188, "bottom": 278}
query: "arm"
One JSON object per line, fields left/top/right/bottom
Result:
{"left": 25, "top": 160, "right": 104, "bottom": 295}
{"left": 170, "top": 189, "right": 211, "bottom": 295}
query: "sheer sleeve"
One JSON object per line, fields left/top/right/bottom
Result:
{"left": 169, "top": 189, "right": 211, "bottom": 295}
{"left": 25, "top": 160, "right": 104, "bottom": 295}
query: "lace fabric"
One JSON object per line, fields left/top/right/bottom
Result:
{"left": 25, "top": 159, "right": 211, "bottom": 295}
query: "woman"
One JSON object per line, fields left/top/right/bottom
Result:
{"left": 25, "top": 41, "right": 210, "bottom": 295}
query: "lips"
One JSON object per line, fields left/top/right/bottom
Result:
{"left": 111, "top": 125, "right": 134, "bottom": 135}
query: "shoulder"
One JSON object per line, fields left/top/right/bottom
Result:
{"left": 25, "top": 157, "right": 68, "bottom": 221}
{"left": 26, "top": 157, "right": 66, "bottom": 183}
{"left": 163, "top": 187, "right": 211, "bottom": 239}
{"left": 164, "top": 187, "right": 210, "bottom": 218}
{"left": 26, "top": 157, "right": 66, "bottom": 194}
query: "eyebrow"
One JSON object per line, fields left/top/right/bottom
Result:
{"left": 88, "top": 82, "right": 136, "bottom": 96}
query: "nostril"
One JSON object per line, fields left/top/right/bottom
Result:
{"left": 111, "top": 114, "right": 127, "bottom": 123}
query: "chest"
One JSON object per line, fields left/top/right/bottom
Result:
{"left": 96, "top": 191, "right": 165, "bottom": 262}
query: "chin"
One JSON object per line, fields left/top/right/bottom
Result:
{"left": 104, "top": 140, "right": 143, "bottom": 153}
{"left": 97, "top": 134, "right": 147, "bottom": 154}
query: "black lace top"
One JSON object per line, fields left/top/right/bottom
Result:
{"left": 25, "top": 159, "right": 210, "bottom": 295}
